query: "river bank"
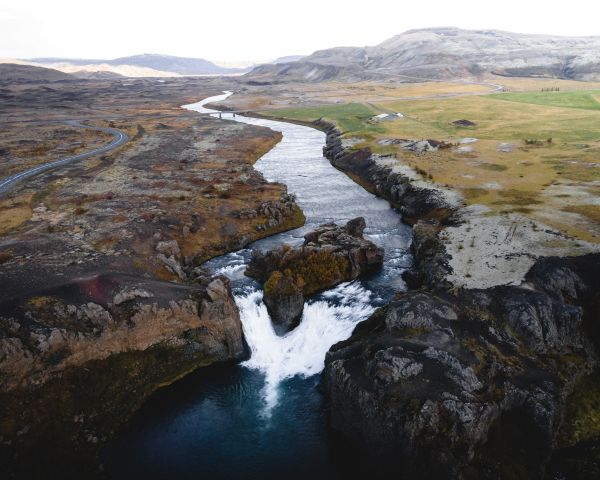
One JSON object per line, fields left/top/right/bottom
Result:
{"left": 223, "top": 78, "right": 600, "bottom": 291}
{"left": 230, "top": 95, "right": 600, "bottom": 476}
{"left": 299, "top": 118, "right": 600, "bottom": 478}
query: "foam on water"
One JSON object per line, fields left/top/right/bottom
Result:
{"left": 236, "top": 282, "right": 375, "bottom": 414}
{"left": 215, "top": 263, "right": 246, "bottom": 280}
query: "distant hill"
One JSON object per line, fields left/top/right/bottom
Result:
{"left": 70, "top": 70, "right": 124, "bottom": 80}
{"left": 29, "top": 54, "right": 249, "bottom": 77}
{"left": 270, "top": 55, "right": 307, "bottom": 64}
{"left": 108, "top": 54, "right": 248, "bottom": 75}
{"left": 246, "top": 27, "right": 600, "bottom": 82}
{"left": 0, "top": 63, "right": 74, "bottom": 83}
{"left": 248, "top": 61, "right": 378, "bottom": 83}
{"left": 29, "top": 57, "right": 106, "bottom": 66}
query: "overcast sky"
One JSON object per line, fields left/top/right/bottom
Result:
{"left": 1, "top": 0, "right": 599, "bottom": 64}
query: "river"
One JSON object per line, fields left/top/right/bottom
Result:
{"left": 104, "top": 92, "right": 412, "bottom": 479}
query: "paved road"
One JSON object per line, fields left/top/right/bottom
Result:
{"left": 0, "top": 121, "right": 128, "bottom": 196}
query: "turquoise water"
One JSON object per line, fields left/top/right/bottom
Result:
{"left": 105, "top": 362, "right": 366, "bottom": 479}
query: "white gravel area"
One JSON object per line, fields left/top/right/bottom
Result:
{"left": 444, "top": 208, "right": 600, "bottom": 289}
{"left": 370, "top": 155, "right": 600, "bottom": 290}
{"left": 455, "top": 146, "right": 474, "bottom": 154}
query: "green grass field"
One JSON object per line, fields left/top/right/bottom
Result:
{"left": 265, "top": 92, "right": 600, "bottom": 144}
{"left": 492, "top": 90, "right": 600, "bottom": 111}
{"left": 265, "top": 102, "right": 385, "bottom": 135}
{"left": 380, "top": 95, "right": 600, "bottom": 144}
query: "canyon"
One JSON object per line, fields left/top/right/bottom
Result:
{"left": 2, "top": 24, "right": 600, "bottom": 479}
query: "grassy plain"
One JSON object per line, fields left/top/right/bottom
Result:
{"left": 494, "top": 90, "right": 600, "bottom": 111}
{"left": 487, "top": 76, "right": 600, "bottom": 92}
{"left": 226, "top": 81, "right": 495, "bottom": 112}
{"left": 234, "top": 78, "right": 600, "bottom": 242}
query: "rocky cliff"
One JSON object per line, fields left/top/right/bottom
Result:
{"left": 322, "top": 253, "right": 600, "bottom": 479}
{"left": 0, "top": 273, "right": 245, "bottom": 478}
{"left": 316, "top": 119, "right": 455, "bottom": 291}
{"left": 318, "top": 120, "right": 456, "bottom": 226}
{"left": 314, "top": 118, "right": 600, "bottom": 478}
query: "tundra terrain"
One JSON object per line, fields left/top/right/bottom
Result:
{"left": 2, "top": 33, "right": 600, "bottom": 477}
{"left": 0, "top": 70, "right": 304, "bottom": 477}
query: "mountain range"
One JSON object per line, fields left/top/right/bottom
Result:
{"left": 6, "top": 28, "right": 600, "bottom": 83}
{"left": 247, "top": 27, "right": 600, "bottom": 82}
{"left": 26, "top": 53, "right": 250, "bottom": 77}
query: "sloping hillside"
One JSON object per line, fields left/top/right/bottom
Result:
{"left": 246, "top": 27, "right": 600, "bottom": 82}
{"left": 0, "top": 63, "right": 74, "bottom": 83}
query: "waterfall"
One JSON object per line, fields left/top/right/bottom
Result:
{"left": 235, "top": 282, "right": 375, "bottom": 414}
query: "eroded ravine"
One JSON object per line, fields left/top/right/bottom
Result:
{"left": 104, "top": 92, "right": 412, "bottom": 479}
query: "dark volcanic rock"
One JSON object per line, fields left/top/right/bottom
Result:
{"left": 0, "top": 274, "right": 245, "bottom": 392}
{"left": 262, "top": 270, "right": 305, "bottom": 333}
{"left": 403, "top": 219, "right": 453, "bottom": 290}
{"left": 316, "top": 120, "right": 457, "bottom": 226}
{"left": 322, "top": 254, "right": 600, "bottom": 479}
{"left": 246, "top": 217, "right": 383, "bottom": 331}
{"left": 317, "top": 119, "right": 456, "bottom": 291}
{"left": 452, "top": 119, "right": 477, "bottom": 127}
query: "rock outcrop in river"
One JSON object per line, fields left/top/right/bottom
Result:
{"left": 246, "top": 217, "right": 383, "bottom": 331}
{"left": 323, "top": 251, "right": 600, "bottom": 478}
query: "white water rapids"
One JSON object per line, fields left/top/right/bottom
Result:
{"left": 236, "top": 283, "right": 375, "bottom": 411}
{"left": 183, "top": 92, "right": 411, "bottom": 413}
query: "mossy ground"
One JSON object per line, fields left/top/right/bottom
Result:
{"left": 558, "top": 371, "right": 600, "bottom": 448}
{"left": 494, "top": 90, "right": 600, "bottom": 111}
{"left": 548, "top": 370, "right": 600, "bottom": 480}
{"left": 0, "top": 125, "right": 113, "bottom": 178}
